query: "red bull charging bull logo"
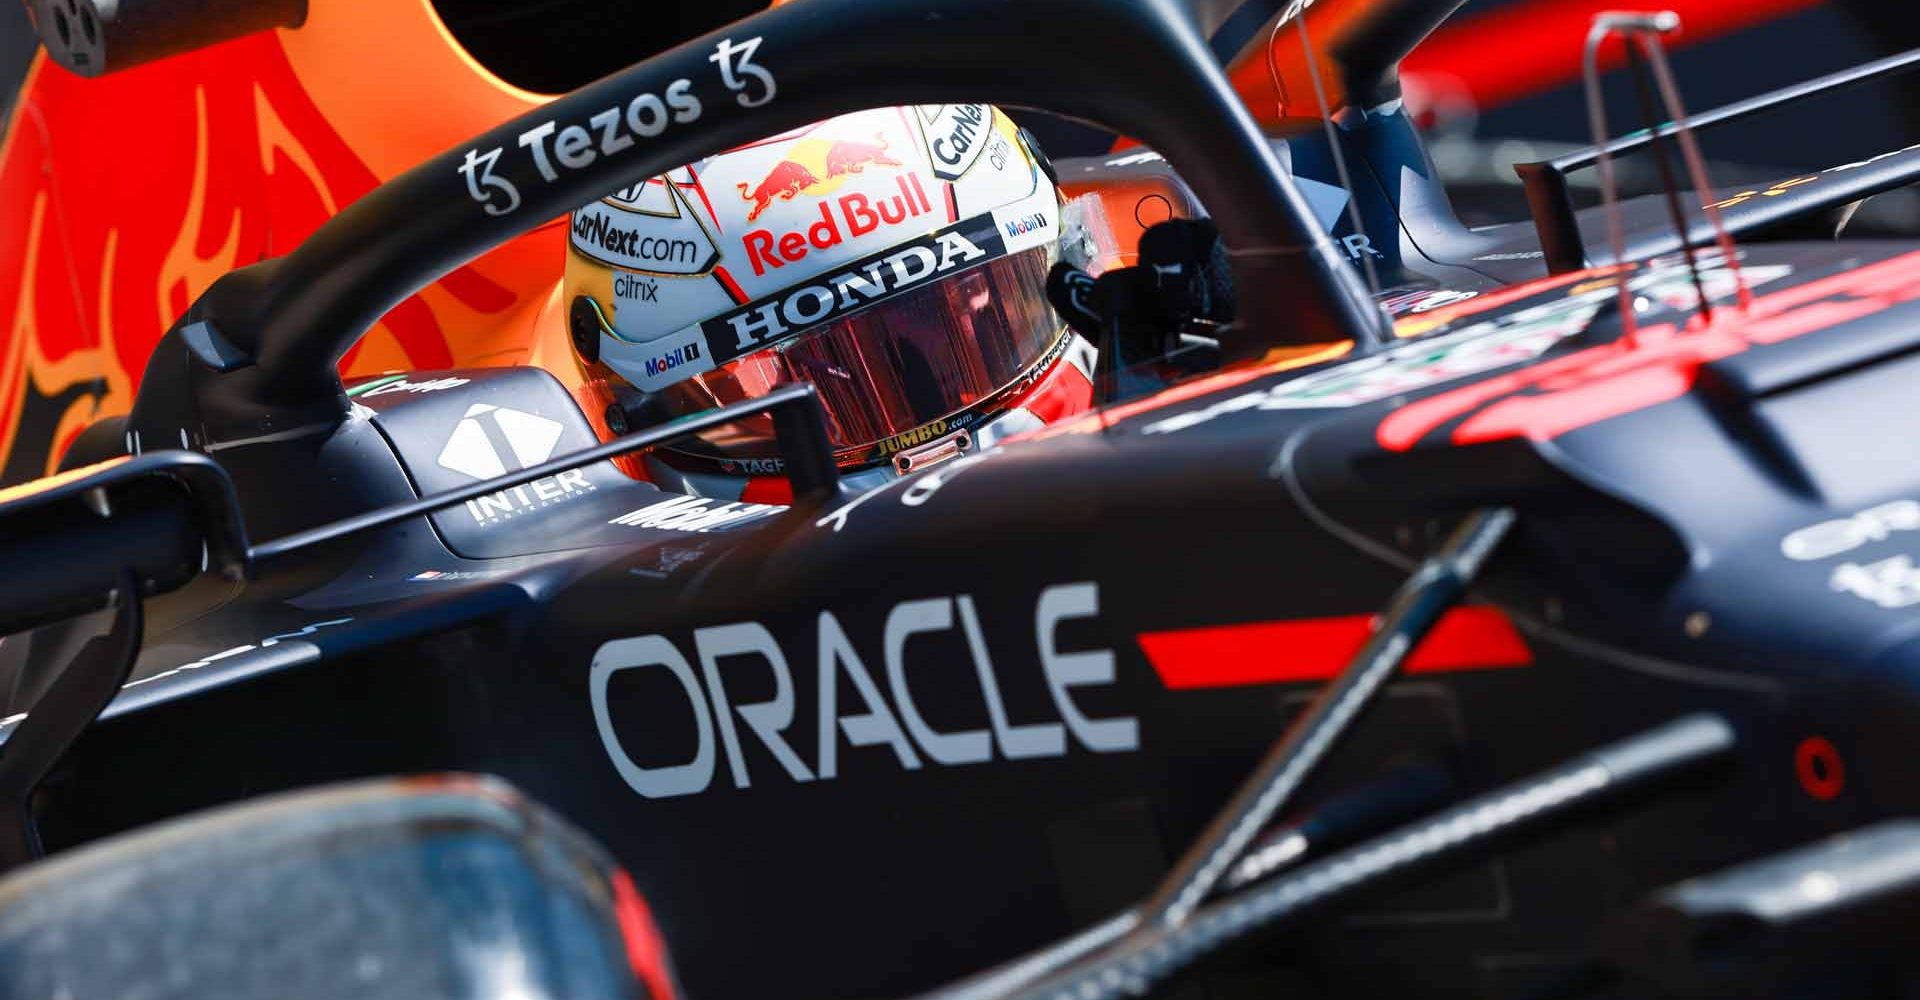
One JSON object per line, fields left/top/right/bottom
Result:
{"left": 734, "top": 127, "right": 941, "bottom": 277}
{"left": 737, "top": 133, "right": 906, "bottom": 222}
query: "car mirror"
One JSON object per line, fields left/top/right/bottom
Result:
{"left": 0, "top": 451, "right": 248, "bottom": 638}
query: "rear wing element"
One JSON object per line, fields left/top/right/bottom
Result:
{"left": 1517, "top": 46, "right": 1920, "bottom": 274}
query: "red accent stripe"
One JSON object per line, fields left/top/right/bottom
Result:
{"left": 1138, "top": 607, "right": 1532, "bottom": 690}
{"left": 1011, "top": 352, "right": 1096, "bottom": 424}
{"left": 712, "top": 265, "right": 749, "bottom": 305}
{"left": 898, "top": 105, "right": 929, "bottom": 161}
{"left": 1377, "top": 249, "right": 1920, "bottom": 452}
{"left": 944, "top": 182, "right": 959, "bottom": 224}
{"left": 740, "top": 475, "right": 794, "bottom": 505}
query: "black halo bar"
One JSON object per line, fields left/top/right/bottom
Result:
{"left": 1134, "top": 506, "right": 1516, "bottom": 932}
{"left": 993, "top": 713, "right": 1736, "bottom": 1000}
{"left": 1515, "top": 45, "right": 1920, "bottom": 273}
{"left": 248, "top": 383, "right": 834, "bottom": 565}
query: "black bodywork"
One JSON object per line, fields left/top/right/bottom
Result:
{"left": 3, "top": 0, "right": 1920, "bottom": 997}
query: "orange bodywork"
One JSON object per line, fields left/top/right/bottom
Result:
{"left": 0, "top": 0, "right": 580, "bottom": 483}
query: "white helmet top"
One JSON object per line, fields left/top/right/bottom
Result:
{"left": 566, "top": 104, "right": 1073, "bottom": 474}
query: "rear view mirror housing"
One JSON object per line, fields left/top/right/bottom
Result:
{"left": 0, "top": 452, "right": 248, "bottom": 638}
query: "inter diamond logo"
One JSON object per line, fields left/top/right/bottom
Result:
{"left": 436, "top": 403, "right": 564, "bottom": 480}
{"left": 1294, "top": 175, "right": 1352, "bottom": 233}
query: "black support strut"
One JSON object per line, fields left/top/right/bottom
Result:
{"left": 1137, "top": 506, "right": 1517, "bottom": 931}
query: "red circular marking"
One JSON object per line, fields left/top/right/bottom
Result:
{"left": 1795, "top": 736, "right": 1845, "bottom": 801}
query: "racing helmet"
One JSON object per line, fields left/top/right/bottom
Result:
{"left": 564, "top": 105, "right": 1098, "bottom": 495}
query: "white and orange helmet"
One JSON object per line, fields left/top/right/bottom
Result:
{"left": 565, "top": 105, "right": 1098, "bottom": 496}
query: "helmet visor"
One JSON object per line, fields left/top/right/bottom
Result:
{"left": 652, "top": 245, "right": 1063, "bottom": 468}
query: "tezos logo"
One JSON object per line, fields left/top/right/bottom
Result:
{"left": 436, "top": 403, "right": 594, "bottom": 525}
{"left": 457, "top": 36, "right": 776, "bottom": 217}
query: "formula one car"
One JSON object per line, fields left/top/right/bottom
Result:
{"left": 1, "top": 0, "right": 1920, "bottom": 997}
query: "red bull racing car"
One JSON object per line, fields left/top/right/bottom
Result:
{"left": 0, "top": 0, "right": 1918, "bottom": 998}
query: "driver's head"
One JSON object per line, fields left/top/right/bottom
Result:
{"left": 564, "top": 105, "right": 1099, "bottom": 499}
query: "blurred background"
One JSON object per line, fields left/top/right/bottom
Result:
{"left": 3, "top": 0, "right": 1915, "bottom": 228}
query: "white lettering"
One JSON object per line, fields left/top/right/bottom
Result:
{"left": 518, "top": 120, "right": 560, "bottom": 183}
{"left": 666, "top": 78, "right": 702, "bottom": 123}
{"left": 935, "top": 232, "right": 987, "bottom": 270}
{"left": 1037, "top": 583, "right": 1138, "bottom": 752}
{"left": 609, "top": 495, "right": 783, "bottom": 532}
{"left": 900, "top": 454, "right": 990, "bottom": 507}
{"left": 729, "top": 302, "right": 790, "bottom": 351}
{"left": 695, "top": 623, "right": 815, "bottom": 787}
{"left": 1342, "top": 233, "right": 1382, "bottom": 260}
{"left": 884, "top": 599, "right": 992, "bottom": 765}
{"left": 362, "top": 376, "right": 471, "bottom": 397}
{"left": 785, "top": 285, "right": 836, "bottom": 326}
{"left": 1832, "top": 555, "right": 1920, "bottom": 610}
{"left": 1781, "top": 500, "right": 1920, "bottom": 562}
{"left": 627, "top": 93, "right": 669, "bottom": 139}
{"left": 830, "top": 267, "right": 888, "bottom": 310}
{"left": 816, "top": 611, "right": 921, "bottom": 778}
{"left": 957, "top": 596, "right": 1064, "bottom": 759}
{"left": 590, "top": 107, "right": 632, "bottom": 156}
{"left": 590, "top": 636, "right": 716, "bottom": 798}
{"left": 884, "top": 246, "right": 939, "bottom": 287}
{"left": 590, "top": 585, "right": 1136, "bottom": 798}
{"left": 554, "top": 124, "right": 595, "bottom": 170}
